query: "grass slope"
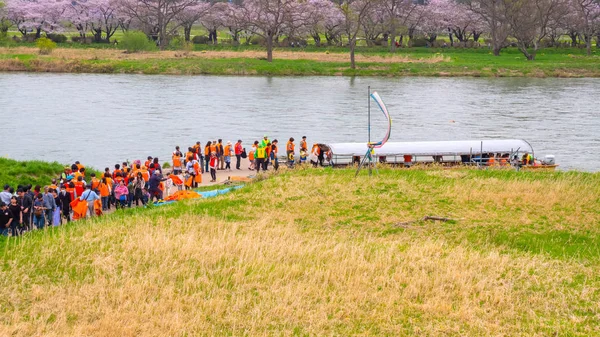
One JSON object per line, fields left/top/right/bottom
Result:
{"left": 1, "top": 167, "right": 600, "bottom": 336}
{"left": 0, "top": 158, "right": 64, "bottom": 188}
{"left": 0, "top": 45, "right": 599, "bottom": 77}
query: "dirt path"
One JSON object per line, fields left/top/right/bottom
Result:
{"left": 0, "top": 46, "right": 449, "bottom": 64}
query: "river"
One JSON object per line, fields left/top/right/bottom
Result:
{"left": 0, "top": 74, "right": 598, "bottom": 171}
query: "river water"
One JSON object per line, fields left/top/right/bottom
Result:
{"left": 0, "top": 74, "right": 598, "bottom": 171}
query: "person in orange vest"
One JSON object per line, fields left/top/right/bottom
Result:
{"left": 224, "top": 141, "right": 233, "bottom": 171}
{"left": 122, "top": 162, "right": 131, "bottom": 182}
{"left": 74, "top": 176, "right": 86, "bottom": 198}
{"left": 248, "top": 144, "right": 256, "bottom": 171}
{"left": 286, "top": 137, "right": 295, "bottom": 168}
{"left": 90, "top": 173, "right": 101, "bottom": 191}
{"left": 112, "top": 164, "right": 122, "bottom": 179}
{"left": 300, "top": 136, "right": 307, "bottom": 152}
{"left": 173, "top": 146, "right": 183, "bottom": 175}
{"left": 98, "top": 177, "right": 111, "bottom": 211}
{"left": 204, "top": 140, "right": 211, "bottom": 172}
{"left": 145, "top": 156, "right": 153, "bottom": 169}
{"left": 487, "top": 153, "right": 496, "bottom": 166}
{"left": 310, "top": 144, "right": 321, "bottom": 167}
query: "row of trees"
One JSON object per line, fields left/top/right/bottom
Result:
{"left": 0, "top": 0, "right": 599, "bottom": 65}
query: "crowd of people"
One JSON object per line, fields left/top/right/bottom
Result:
{"left": 1, "top": 136, "right": 323, "bottom": 237}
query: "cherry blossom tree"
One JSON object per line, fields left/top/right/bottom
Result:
{"left": 339, "top": 0, "right": 373, "bottom": 69}
{"left": 381, "top": 0, "right": 418, "bottom": 51}
{"left": 217, "top": 2, "right": 246, "bottom": 45}
{"left": 323, "top": 4, "right": 344, "bottom": 45}
{"left": 5, "top": 0, "right": 67, "bottom": 38}
{"left": 303, "top": 0, "right": 338, "bottom": 47}
{"left": 462, "top": 0, "right": 511, "bottom": 55}
{"left": 438, "top": 0, "right": 485, "bottom": 45}
{"left": 570, "top": 0, "right": 600, "bottom": 55}
{"left": 239, "top": 0, "right": 309, "bottom": 62}
{"left": 504, "top": 0, "right": 565, "bottom": 60}
{"left": 176, "top": 1, "right": 209, "bottom": 41}
{"left": 119, "top": 0, "right": 201, "bottom": 49}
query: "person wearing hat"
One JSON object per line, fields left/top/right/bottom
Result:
{"left": 0, "top": 185, "right": 12, "bottom": 205}
{"left": 261, "top": 135, "right": 270, "bottom": 148}
{"left": 234, "top": 140, "right": 243, "bottom": 170}
{"left": 224, "top": 141, "right": 233, "bottom": 171}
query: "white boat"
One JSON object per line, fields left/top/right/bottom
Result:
{"left": 314, "top": 139, "right": 557, "bottom": 170}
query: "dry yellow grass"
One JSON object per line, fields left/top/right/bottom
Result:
{"left": 1, "top": 168, "right": 599, "bottom": 336}
{"left": 0, "top": 46, "right": 449, "bottom": 64}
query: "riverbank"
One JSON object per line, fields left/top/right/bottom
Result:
{"left": 1, "top": 166, "right": 599, "bottom": 335}
{"left": 1, "top": 46, "right": 599, "bottom": 77}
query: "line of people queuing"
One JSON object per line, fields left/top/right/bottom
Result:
{"left": 1, "top": 135, "right": 323, "bottom": 237}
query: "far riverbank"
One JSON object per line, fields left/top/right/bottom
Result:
{"left": 0, "top": 46, "right": 599, "bottom": 77}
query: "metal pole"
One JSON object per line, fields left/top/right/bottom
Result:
{"left": 368, "top": 86, "right": 372, "bottom": 176}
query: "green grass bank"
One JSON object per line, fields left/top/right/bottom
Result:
{"left": 0, "top": 158, "right": 64, "bottom": 188}
{"left": 1, "top": 165, "right": 600, "bottom": 336}
{"left": 0, "top": 44, "right": 599, "bottom": 77}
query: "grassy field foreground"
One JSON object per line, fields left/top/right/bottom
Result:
{"left": 1, "top": 167, "right": 600, "bottom": 336}
{"left": 0, "top": 45, "right": 599, "bottom": 77}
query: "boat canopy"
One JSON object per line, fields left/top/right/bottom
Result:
{"left": 325, "top": 139, "right": 534, "bottom": 157}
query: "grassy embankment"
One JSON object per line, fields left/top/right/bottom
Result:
{"left": 1, "top": 165, "right": 600, "bottom": 336}
{"left": 0, "top": 158, "right": 65, "bottom": 188}
{"left": 0, "top": 44, "right": 599, "bottom": 77}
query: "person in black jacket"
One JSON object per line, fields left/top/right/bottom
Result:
{"left": 17, "top": 188, "right": 32, "bottom": 231}
{"left": 59, "top": 185, "right": 72, "bottom": 223}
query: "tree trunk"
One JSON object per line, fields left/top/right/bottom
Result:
{"left": 493, "top": 47, "right": 501, "bottom": 56}
{"left": 473, "top": 31, "right": 481, "bottom": 42}
{"left": 266, "top": 34, "right": 273, "bottom": 62}
{"left": 93, "top": 28, "right": 102, "bottom": 43}
{"left": 569, "top": 32, "right": 578, "bottom": 47}
{"left": 184, "top": 25, "right": 191, "bottom": 42}
{"left": 312, "top": 34, "right": 321, "bottom": 47}
{"left": 518, "top": 43, "right": 535, "bottom": 60}
{"left": 586, "top": 38, "right": 591, "bottom": 56}
{"left": 389, "top": 26, "right": 396, "bottom": 53}
{"left": 349, "top": 38, "right": 356, "bottom": 69}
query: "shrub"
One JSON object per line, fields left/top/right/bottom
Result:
{"left": 409, "top": 38, "right": 428, "bottom": 48}
{"left": 46, "top": 33, "right": 67, "bottom": 43}
{"left": 121, "top": 31, "right": 157, "bottom": 53}
{"left": 191, "top": 35, "right": 210, "bottom": 44}
{"left": 36, "top": 37, "right": 56, "bottom": 55}
{"left": 169, "top": 36, "right": 194, "bottom": 51}
{"left": 71, "top": 36, "right": 93, "bottom": 44}
{"left": 249, "top": 36, "right": 265, "bottom": 46}
{"left": 162, "top": 162, "right": 171, "bottom": 169}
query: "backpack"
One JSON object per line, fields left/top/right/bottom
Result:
{"left": 241, "top": 148, "right": 247, "bottom": 159}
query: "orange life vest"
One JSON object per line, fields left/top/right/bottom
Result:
{"left": 74, "top": 181, "right": 85, "bottom": 197}
{"left": 204, "top": 146, "right": 210, "bottom": 156}
{"left": 173, "top": 155, "right": 182, "bottom": 168}
{"left": 287, "top": 141, "right": 294, "bottom": 152}
{"left": 488, "top": 157, "right": 496, "bottom": 166}
{"left": 91, "top": 178, "right": 100, "bottom": 190}
{"left": 224, "top": 145, "right": 231, "bottom": 156}
{"left": 300, "top": 140, "right": 307, "bottom": 151}
{"left": 210, "top": 144, "right": 217, "bottom": 153}
{"left": 99, "top": 183, "right": 110, "bottom": 197}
